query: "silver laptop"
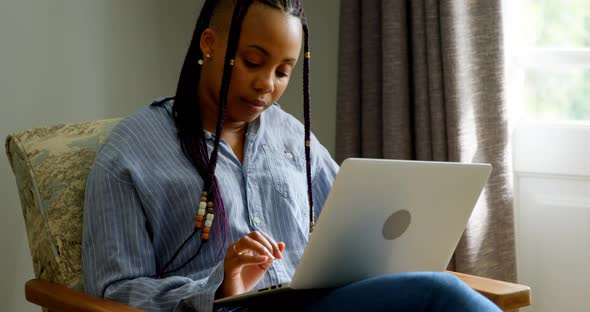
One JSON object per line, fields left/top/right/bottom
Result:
{"left": 214, "top": 158, "right": 492, "bottom": 307}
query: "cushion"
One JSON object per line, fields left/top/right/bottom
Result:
{"left": 5, "top": 118, "right": 120, "bottom": 291}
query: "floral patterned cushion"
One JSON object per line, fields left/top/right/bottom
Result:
{"left": 5, "top": 118, "right": 121, "bottom": 291}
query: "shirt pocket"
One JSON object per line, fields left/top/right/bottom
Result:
{"left": 261, "top": 144, "right": 305, "bottom": 199}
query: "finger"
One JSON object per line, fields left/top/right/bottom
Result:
{"left": 258, "top": 232, "right": 282, "bottom": 259}
{"left": 230, "top": 240, "right": 250, "bottom": 256}
{"left": 247, "top": 232, "right": 276, "bottom": 259}
{"left": 242, "top": 236, "right": 275, "bottom": 259}
{"left": 257, "top": 257, "right": 275, "bottom": 271}
{"left": 237, "top": 254, "right": 269, "bottom": 264}
{"left": 231, "top": 237, "right": 263, "bottom": 257}
{"left": 278, "top": 242, "right": 285, "bottom": 253}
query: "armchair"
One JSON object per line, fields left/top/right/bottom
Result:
{"left": 5, "top": 119, "right": 531, "bottom": 311}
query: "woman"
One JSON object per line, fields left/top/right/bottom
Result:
{"left": 82, "top": 0, "right": 500, "bottom": 311}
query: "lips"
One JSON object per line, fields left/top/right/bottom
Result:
{"left": 249, "top": 99, "right": 267, "bottom": 107}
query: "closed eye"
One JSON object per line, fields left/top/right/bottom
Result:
{"left": 244, "top": 60, "right": 261, "bottom": 68}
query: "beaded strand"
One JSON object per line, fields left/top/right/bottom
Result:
{"left": 195, "top": 191, "right": 215, "bottom": 240}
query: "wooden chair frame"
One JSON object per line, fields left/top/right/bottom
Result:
{"left": 25, "top": 271, "right": 530, "bottom": 311}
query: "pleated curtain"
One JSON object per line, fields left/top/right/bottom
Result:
{"left": 336, "top": 0, "right": 517, "bottom": 282}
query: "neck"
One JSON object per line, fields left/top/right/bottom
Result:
{"left": 198, "top": 77, "right": 249, "bottom": 138}
{"left": 203, "top": 117, "right": 248, "bottom": 138}
{"left": 200, "top": 102, "right": 247, "bottom": 163}
{"left": 199, "top": 96, "right": 248, "bottom": 138}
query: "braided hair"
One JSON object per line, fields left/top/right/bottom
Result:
{"left": 155, "top": 0, "right": 313, "bottom": 277}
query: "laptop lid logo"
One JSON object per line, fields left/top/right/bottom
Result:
{"left": 382, "top": 209, "right": 411, "bottom": 240}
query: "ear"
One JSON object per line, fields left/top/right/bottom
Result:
{"left": 200, "top": 28, "right": 216, "bottom": 57}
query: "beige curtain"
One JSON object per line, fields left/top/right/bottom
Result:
{"left": 336, "top": 0, "right": 516, "bottom": 282}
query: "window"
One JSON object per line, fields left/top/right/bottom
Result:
{"left": 505, "top": 0, "right": 590, "bottom": 122}
{"left": 505, "top": 1, "right": 590, "bottom": 311}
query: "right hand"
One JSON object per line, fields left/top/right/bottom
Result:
{"left": 220, "top": 231, "right": 285, "bottom": 297}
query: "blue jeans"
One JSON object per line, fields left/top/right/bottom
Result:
{"left": 304, "top": 272, "right": 500, "bottom": 311}
{"left": 220, "top": 272, "right": 501, "bottom": 311}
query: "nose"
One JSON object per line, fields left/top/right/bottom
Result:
{"left": 253, "top": 71, "right": 274, "bottom": 94}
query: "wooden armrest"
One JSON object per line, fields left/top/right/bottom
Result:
{"left": 26, "top": 274, "right": 531, "bottom": 311}
{"left": 448, "top": 271, "right": 531, "bottom": 311}
{"left": 25, "top": 279, "right": 143, "bottom": 312}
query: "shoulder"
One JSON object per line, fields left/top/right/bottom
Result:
{"left": 113, "top": 97, "right": 174, "bottom": 141}
{"left": 262, "top": 103, "right": 305, "bottom": 138}
{"left": 262, "top": 103, "right": 327, "bottom": 151}
{"left": 93, "top": 97, "right": 175, "bottom": 171}
{"left": 261, "top": 103, "right": 336, "bottom": 175}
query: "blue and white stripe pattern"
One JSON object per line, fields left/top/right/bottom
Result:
{"left": 82, "top": 98, "right": 339, "bottom": 311}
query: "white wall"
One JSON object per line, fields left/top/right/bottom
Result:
{"left": 0, "top": 1, "right": 339, "bottom": 310}
{"left": 0, "top": 1, "right": 201, "bottom": 311}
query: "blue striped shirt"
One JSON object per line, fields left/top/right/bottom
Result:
{"left": 82, "top": 98, "right": 339, "bottom": 311}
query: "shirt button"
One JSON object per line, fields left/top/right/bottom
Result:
{"left": 204, "top": 131, "right": 212, "bottom": 140}
{"left": 286, "top": 153, "right": 293, "bottom": 160}
{"left": 254, "top": 216, "right": 261, "bottom": 224}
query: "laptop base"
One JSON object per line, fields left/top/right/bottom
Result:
{"left": 213, "top": 287, "right": 333, "bottom": 310}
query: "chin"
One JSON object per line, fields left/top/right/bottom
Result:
{"left": 232, "top": 107, "right": 268, "bottom": 123}
{"left": 243, "top": 112, "right": 264, "bottom": 123}
{"left": 223, "top": 112, "right": 258, "bottom": 124}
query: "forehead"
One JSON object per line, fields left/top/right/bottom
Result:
{"left": 239, "top": 4, "right": 303, "bottom": 59}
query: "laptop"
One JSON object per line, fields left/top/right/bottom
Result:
{"left": 214, "top": 158, "right": 492, "bottom": 307}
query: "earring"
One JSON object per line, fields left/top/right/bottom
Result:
{"left": 198, "top": 53, "right": 211, "bottom": 66}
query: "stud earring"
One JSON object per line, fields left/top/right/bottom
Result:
{"left": 198, "top": 53, "right": 212, "bottom": 66}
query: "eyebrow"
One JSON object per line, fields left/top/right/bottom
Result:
{"left": 247, "top": 44, "right": 297, "bottom": 63}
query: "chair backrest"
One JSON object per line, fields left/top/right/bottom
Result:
{"left": 5, "top": 118, "right": 121, "bottom": 291}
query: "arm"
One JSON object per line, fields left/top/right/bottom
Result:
{"left": 83, "top": 162, "right": 224, "bottom": 312}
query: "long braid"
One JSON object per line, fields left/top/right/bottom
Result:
{"left": 157, "top": 0, "right": 231, "bottom": 276}
{"left": 258, "top": 1, "right": 315, "bottom": 232}
{"left": 154, "top": 0, "right": 217, "bottom": 277}
{"left": 156, "top": 0, "right": 255, "bottom": 276}
{"left": 207, "top": 0, "right": 255, "bottom": 259}
{"left": 301, "top": 17, "right": 314, "bottom": 233}
{"left": 208, "top": 0, "right": 253, "bottom": 183}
